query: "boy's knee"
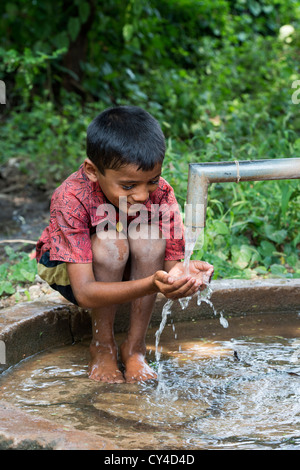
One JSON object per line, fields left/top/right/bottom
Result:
{"left": 128, "top": 223, "right": 166, "bottom": 261}
{"left": 92, "top": 231, "right": 129, "bottom": 268}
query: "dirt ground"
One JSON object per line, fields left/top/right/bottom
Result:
{"left": 0, "top": 159, "right": 51, "bottom": 245}
{"left": 0, "top": 159, "right": 53, "bottom": 308}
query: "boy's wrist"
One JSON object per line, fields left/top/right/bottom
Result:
{"left": 149, "top": 274, "right": 159, "bottom": 295}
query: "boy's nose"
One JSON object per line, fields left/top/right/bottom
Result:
{"left": 131, "top": 188, "right": 149, "bottom": 204}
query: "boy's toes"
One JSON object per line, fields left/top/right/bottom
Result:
{"left": 88, "top": 361, "right": 125, "bottom": 383}
{"left": 89, "top": 368, "right": 125, "bottom": 383}
{"left": 123, "top": 354, "right": 157, "bottom": 383}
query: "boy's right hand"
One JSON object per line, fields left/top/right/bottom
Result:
{"left": 152, "top": 271, "right": 199, "bottom": 299}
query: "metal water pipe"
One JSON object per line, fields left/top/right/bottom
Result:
{"left": 185, "top": 158, "right": 300, "bottom": 229}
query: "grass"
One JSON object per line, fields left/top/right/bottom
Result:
{"left": 0, "top": 246, "right": 37, "bottom": 298}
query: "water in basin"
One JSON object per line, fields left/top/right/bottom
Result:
{"left": 0, "top": 309, "right": 299, "bottom": 450}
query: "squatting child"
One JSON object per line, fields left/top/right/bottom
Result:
{"left": 36, "top": 106, "right": 214, "bottom": 384}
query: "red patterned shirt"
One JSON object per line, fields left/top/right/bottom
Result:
{"left": 36, "top": 164, "right": 185, "bottom": 263}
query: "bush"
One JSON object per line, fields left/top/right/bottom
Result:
{"left": 0, "top": 0, "right": 299, "bottom": 282}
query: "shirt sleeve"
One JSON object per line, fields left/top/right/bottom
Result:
{"left": 48, "top": 196, "right": 93, "bottom": 263}
{"left": 158, "top": 185, "right": 185, "bottom": 261}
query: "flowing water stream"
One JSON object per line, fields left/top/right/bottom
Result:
{"left": 154, "top": 226, "right": 227, "bottom": 395}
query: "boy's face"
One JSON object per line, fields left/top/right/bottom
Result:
{"left": 85, "top": 159, "right": 162, "bottom": 214}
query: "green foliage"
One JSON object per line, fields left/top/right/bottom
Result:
{"left": 0, "top": 247, "right": 37, "bottom": 296}
{"left": 0, "top": 98, "right": 94, "bottom": 185}
{"left": 0, "top": 47, "right": 66, "bottom": 104}
{"left": 1, "top": 0, "right": 300, "bottom": 283}
{"left": 193, "top": 179, "right": 300, "bottom": 279}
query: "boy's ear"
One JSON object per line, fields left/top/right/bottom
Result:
{"left": 83, "top": 158, "right": 99, "bottom": 183}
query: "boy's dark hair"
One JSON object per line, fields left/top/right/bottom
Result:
{"left": 86, "top": 106, "right": 165, "bottom": 174}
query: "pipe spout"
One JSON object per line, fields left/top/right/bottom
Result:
{"left": 185, "top": 158, "right": 300, "bottom": 229}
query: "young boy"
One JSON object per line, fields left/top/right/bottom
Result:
{"left": 36, "top": 106, "right": 213, "bottom": 384}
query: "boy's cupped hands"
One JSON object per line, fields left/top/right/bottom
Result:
{"left": 153, "top": 260, "right": 214, "bottom": 299}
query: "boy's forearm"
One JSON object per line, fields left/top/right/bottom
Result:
{"left": 75, "top": 276, "right": 157, "bottom": 309}
{"left": 164, "top": 260, "right": 181, "bottom": 272}
{"left": 67, "top": 262, "right": 159, "bottom": 309}
{"left": 67, "top": 261, "right": 197, "bottom": 309}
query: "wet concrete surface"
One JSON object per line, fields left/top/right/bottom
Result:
{"left": 1, "top": 312, "right": 300, "bottom": 450}
{"left": 0, "top": 279, "right": 300, "bottom": 450}
{"left": 0, "top": 400, "right": 119, "bottom": 450}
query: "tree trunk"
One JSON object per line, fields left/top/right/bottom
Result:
{"left": 62, "top": 0, "right": 96, "bottom": 97}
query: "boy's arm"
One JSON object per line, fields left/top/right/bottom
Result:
{"left": 66, "top": 262, "right": 199, "bottom": 309}
{"left": 164, "top": 260, "right": 178, "bottom": 272}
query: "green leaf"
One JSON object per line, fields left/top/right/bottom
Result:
{"left": 248, "top": 0, "right": 262, "bottom": 16}
{"left": 5, "top": 3, "right": 18, "bottom": 17}
{"left": 280, "top": 184, "right": 294, "bottom": 218}
{"left": 262, "top": 5, "right": 274, "bottom": 14}
{"left": 287, "top": 254, "right": 299, "bottom": 267}
{"left": 52, "top": 32, "right": 69, "bottom": 49}
{"left": 293, "top": 138, "right": 300, "bottom": 151}
{"left": 265, "top": 225, "right": 287, "bottom": 244}
{"left": 123, "top": 24, "right": 134, "bottom": 42}
{"left": 78, "top": 1, "right": 90, "bottom": 23}
{"left": 68, "top": 17, "right": 81, "bottom": 42}
{"left": 0, "top": 281, "right": 15, "bottom": 296}
{"left": 20, "top": 269, "right": 36, "bottom": 283}
{"left": 232, "top": 244, "right": 253, "bottom": 269}
{"left": 254, "top": 266, "right": 268, "bottom": 275}
{"left": 258, "top": 240, "right": 276, "bottom": 258}
{"left": 270, "top": 264, "right": 287, "bottom": 276}
{"left": 0, "top": 263, "right": 9, "bottom": 280}
{"left": 4, "top": 246, "right": 18, "bottom": 260}
{"left": 213, "top": 220, "right": 229, "bottom": 235}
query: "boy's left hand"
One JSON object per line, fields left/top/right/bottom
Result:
{"left": 168, "top": 260, "right": 214, "bottom": 291}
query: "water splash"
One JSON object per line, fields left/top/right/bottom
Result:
{"left": 154, "top": 299, "right": 174, "bottom": 395}
{"left": 154, "top": 225, "right": 228, "bottom": 391}
{"left": 155, "top": 299, "right": 174, "bottom": 363}
{"left": 196, "top": 286, "right": 228, "bottom": 328}
{"left": 179, "top": 226, "right": 203, "bottom": 310}
{"left": 178, "top": 296, "right": 192, "bottom": 309}
{"left": 183, "top": 226, "right": 204, "bottom": 275}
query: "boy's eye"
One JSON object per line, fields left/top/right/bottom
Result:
{"left": 121, "top": 179, "right": 159, "bottom": 190}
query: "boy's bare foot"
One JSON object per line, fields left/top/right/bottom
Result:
{"left": 88, "top": 341, "right": 125, "bottom": 383}
{"left": 120, "top": 341, "right": 157, "bottom": 383}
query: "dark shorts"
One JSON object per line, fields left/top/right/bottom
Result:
{"left": 37, "top": 251, "right": 78, "bottom": 306}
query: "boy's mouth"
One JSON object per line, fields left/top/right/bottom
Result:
{"left": 117, "top": 197, "right": 148, "bottom": 215}
{"left": 127, "top": 203, "right": 144, "bottom": 215}
{"left": 117, "top": 200, "right": 137, "bottom": 215}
